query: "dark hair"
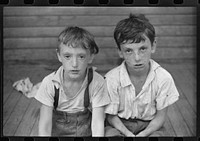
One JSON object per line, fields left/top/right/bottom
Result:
{"left": 114, "top": 14, "right": 156, "bottom": 50}
{"left": 58, "top": 26, "right": 99, "bottom": 54}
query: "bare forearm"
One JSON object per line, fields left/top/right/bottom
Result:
{"left": 136, "top": 108, "right": 167, "bottom": 137}
{"left": 38, "top": 105, "right": 53, "bottom": 136}
{"left": 107, "top": 115, "right": 134, "bottom": 136}
{"left": 138, "top": 117, "right": 164, "bottom": 136}
{"left": 92, "top": 120, "right": 104, "bottom": 136}
{"left": 92, "top": 107, "right": 105, "bottom": 137}
{"left": 38, "top": 122, "right": 52, "bottom": 136}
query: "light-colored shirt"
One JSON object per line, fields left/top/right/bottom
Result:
{"left": 105, "top": 59, "right": 179, "bottom": 120}
{"left": 34, "top": 66, "right": 110, "bottom": 113}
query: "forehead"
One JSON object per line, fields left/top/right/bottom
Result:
{"left": 59, "top": 43, "right": 89, "bottom": 54}
{"left": 121, "top": 36, "right": 152, "bottom": 49}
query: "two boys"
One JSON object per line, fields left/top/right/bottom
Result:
{"left": 34, "top": 14, "right": 179, "bottom": 137}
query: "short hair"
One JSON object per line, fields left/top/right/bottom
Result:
{"left": 114, "top": 14, "right": 156, "bottom": 50}
{"left": 58, "top": 26, "right": 99, "bottom": 54}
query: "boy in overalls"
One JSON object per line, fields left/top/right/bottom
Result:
{"left": 104, "top": 14, "right": 179, "bottom": 137}
{"left": 34, "top": 26, "right": 110, "bottom": 136}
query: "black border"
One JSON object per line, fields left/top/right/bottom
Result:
{"left": 1, "top": 0, "right": 199, "bottom": 141}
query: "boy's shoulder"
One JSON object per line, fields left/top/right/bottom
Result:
{"left": 92, "top": 68, "right": 106, "bottom": 84}
{"left": 152, "top": 60, "right": 173, "bottom": 81}
{"left": 41, "top": 70, "right": 60, "bottom": 84}
{"left": 104, "top": 65, "right": 122, "bottom": 84}
{"left": 105, "top": 65, "right": 121, "bottom": 76}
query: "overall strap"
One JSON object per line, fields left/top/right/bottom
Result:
{"left": 53, "top": 67, "right": 93, "bottom": 110}
{"left": 54, "top": 86, "right": 59, "bottom": 110}
{"left": 84, "top": 67, "right": 93, "bottom": 108}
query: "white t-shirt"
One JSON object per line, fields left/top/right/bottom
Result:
{"left": 34, "top": 66, "right": 110, "bottom": 113}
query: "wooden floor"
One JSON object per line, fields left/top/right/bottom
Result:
{"left": 3, "top": 60, "right": 196, "bottom": 137}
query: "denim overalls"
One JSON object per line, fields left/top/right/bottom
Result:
{"left": 52, "top": 68, "right": 93, "bottom": 136}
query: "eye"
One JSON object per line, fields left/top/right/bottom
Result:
{"left": 140, "top": 47, "right": 147, "bottom": 51}
{"left": 79, "top": 55, "right": 86, "bottom": 59}
{"left": 125, "top": 49, "right": 132, "bottom": 54}
{"left": 65, "top": 55, "right": 71, "bottom": 59}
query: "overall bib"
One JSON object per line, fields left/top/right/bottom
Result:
{"left": 52, "top": 68, "right": 93, "bottom": 136}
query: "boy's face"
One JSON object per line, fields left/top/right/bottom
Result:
{"left": 57, "top": 43, "right": 94, "bottom": 81}
{"left": 118, "top": 35, "right": 156, "bottom": 75}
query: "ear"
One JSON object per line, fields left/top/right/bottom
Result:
{"left": 88, "top": 54, "right": 95, "bottom": 64}
{"left": 118, "top": 49, "right": 124, "bottom": 58}
{"left": 151, "top": 39, "right": 157, "bottom": 53}
{"left": 56, "top": 49, "right": 62, "bottom": 63}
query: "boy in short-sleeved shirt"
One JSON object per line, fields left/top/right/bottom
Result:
{"left": 34, "top": 26, "right": 110, "bottom": 137}
{"left": 104, "top": 14, "right": 179, "bottom": 137}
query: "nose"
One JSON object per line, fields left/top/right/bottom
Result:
{"left": 72, "top": 57, "right": 78, "bottom": 68}
{"left": 134, "top": 51, "right": 141, "bottom": 62}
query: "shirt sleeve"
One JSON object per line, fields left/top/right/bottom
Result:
{"left": 91, "top": 79, "right": 110, "bottom": 109}
{"left": 34, "top": 76, "right": 55, "bottom": 107}
{"left": 156, "top": 74, "right": 179, "bottom": 110}
{"left": 104, "top": 76, "right": 120, "bottom": 115}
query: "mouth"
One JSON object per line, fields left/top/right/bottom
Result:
{"left": 70, "top": 70, "right": 80, "bottom": 74}
{"left": 134, "top": 64, "right": 144, "bottom": 68}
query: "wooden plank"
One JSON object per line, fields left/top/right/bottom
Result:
{"left": 3, "top": 64, "right": 47, "bottom": 136}
{"left": 14, "top": 65, "right": 51, "bottom": 136}
{"left": 3, "top": 36, "right": 196, "bottom": 48}
{"left": 3, "top": 47, "right": 195, "bottom": 63}
{"left": 3, "top": 25, "right": 196, "bottom": 38}
{"left": 3, "top": 65, "right": 34, "bottom": 104}
{"left": 14, "top": 98, "right": 41, "bottom": 136}
{"left": 3, "top": 64, "right": 42, "bottom": 136}
{"left": 3, "top": 15, "right": 196, "bottom": 27}
{"left": 175, "top": 88, "right": 196, "bottom": 136}
{"left": 164, "top": 116, "right": 176, "bottom": 136}
{"left": 152, "top": 47, "right": 195, "bottom": 60}
{"left": 3, "top": 7, "right": 196, "bottom": 16}
{"left": 183, "top": 61, "right": 196, "bottom": 78}
{"left": 3, "top": 95, "right": 32, "bottom": 136}
{"left": 29, "top": 115, "right": 39, "bottom": 136}
{"left": 155, "top": 26, "right": 196, "bottom": 36}
{"left": 167, "top": 104, "right": 192, "bottom": 136}
{"left": 3, "top": 90, "right": 22, "bottom": 126}
{"left": 3, "top": 65, "right": 34, "bottom": 126}
{"left": 3, "top": 65, "right": 32, "bottom": 124}
{"left": 161, "top": 64, "right": 196, "bottom": 113}
{"left": 178, "top": 67, "right": 196, "bottom": 92}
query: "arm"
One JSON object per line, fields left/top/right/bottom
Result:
{"left": 107, "top": 114, "right": 135, "bottom": 137}
{"left": 136, "top": 107, "right": 168, "bottom": 137}
{"left": 91, "top": 106, "right": 105, "bottom": 137}
{"left": 38, "top": 104, "right": 53, "bottom": 136}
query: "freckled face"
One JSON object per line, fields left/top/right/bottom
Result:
{"left": 118, "top": 35, "right": 156, "bottom": 75}
{"left": 57, "top": 43, "right": 94, "bottom": 81}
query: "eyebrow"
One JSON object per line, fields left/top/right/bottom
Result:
{"left": 62, "top": 52, "right": 87, "bottom": 55}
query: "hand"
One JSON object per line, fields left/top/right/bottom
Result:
{"left": 125, "top": 130, "right": 135, "bottom": 137}
{"left": 136, "top": 131, "right": 147, "bottom": 137}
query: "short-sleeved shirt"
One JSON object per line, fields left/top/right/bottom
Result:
{"left": 105, "top": 59, "right": 179, "bottom": 120}
{"left": 34, "top": 66, "right": 110, "bottom": 113}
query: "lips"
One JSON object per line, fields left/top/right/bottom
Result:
{"left": 134, "top": 64, "right": 144, "bottom": 68}
{"left": 70, "top": 70, "right": 79, "bottom": 74}
{"left": 135, "top": 64, "right": 142, "bottom": 66}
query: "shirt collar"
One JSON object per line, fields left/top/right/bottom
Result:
{"left": 119, "top": 61, "right": 132, "bottom": 87}
{"left": 51, "top": 66, "right": 92, "bottom": 86}
{"left": 142, "top": 59, "right": 160, "bottom": 89}
{"left": 52, "top": 66, "right": 63, "bottom": 85}
{"left": 119, "top": 59, "right": 160, "bottom": 88}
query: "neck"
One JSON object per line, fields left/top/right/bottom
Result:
{"left": 63, "top": 70, "right": 86, "bottom": 85}
{"left": 126, "top": 62, "right": 150, "bottom": 79}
